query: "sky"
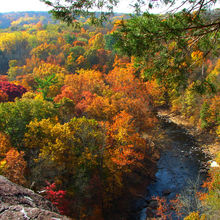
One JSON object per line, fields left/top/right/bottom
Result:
{"left": 0, "top": 0, "right": 219, "bottom": 13}
{"left": 0, "top": 0, "right": 134, "bottom": 13}
{"left": 0, "top": 0, "right": 51, "bottom": 12}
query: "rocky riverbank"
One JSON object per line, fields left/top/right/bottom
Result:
{"left": 157, "top": 109, "right": 220, "bottom": 158}
{"left": 134, "top": 111, "right": 214, "bottom": 220}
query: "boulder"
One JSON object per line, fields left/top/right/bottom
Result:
{"left": 146, "top": 207, "right": 154, "bottom": 218}
{"left": 162, "top": 189, "right": 171, "bottom": 196}
{"left": 148, "top": 200, "right": 158, "bottom": 209}
{"left": 0, "top": 175, "right": 70, "bottom": 220}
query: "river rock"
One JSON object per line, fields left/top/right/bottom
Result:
{"left": 0, "top": 175, "right": 70, "bottom": 220}
{"left": 185, "top": 153, "right": 189, "bottom": 157}
{"left": 146, "top": 207, "right": 154, "bottom": 218}
{"left": 199, "top": 169, "right": 207, "bottom": 174}
{"left": 162, "top": 189, "right": 171, "bottom": 196}
{"left": 148, "top": 200, "right": 158, "bottom": 209}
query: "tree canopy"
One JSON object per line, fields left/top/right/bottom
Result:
{"left": 0, "top": 7, "right": 219, "bottom": 219}
{"left": 114, "top": 9, "right": 220, "bottom": 90}
{"left": 41, "top": 0, "right": 220, "bottom": 89}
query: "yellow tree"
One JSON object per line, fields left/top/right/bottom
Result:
{"left": 24, "top": 117, "right": 106, "bottom": 180}
{"left": 88, "top": 33, "right": 105, "bottom": 50}
{"left": 33, "top": 62, "right": 67, "bottom": 98}
{"left": 0, "top": 132, "right": 11, "bottom": 159}
{"left": 1, "top": 148, "right": 27, "bottom": 185}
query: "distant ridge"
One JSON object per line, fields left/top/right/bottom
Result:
{"left": 0, "top": 11, "right": 128, "bottom": 29}
{"left": 0, "top": 11, "right": 55, "bottom": 29}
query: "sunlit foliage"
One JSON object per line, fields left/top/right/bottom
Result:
{"left": 0, "top": 9, "right": 218, "bottom": 219}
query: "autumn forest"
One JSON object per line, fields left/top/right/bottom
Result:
{"left": 0, "top": 1, "right": 219, "bottom": 219}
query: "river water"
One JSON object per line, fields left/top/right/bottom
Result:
{"left": 131, "top": 116, "right": 210, "bottom": 220}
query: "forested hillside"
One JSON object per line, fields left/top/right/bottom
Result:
{"left": 0, "top": 12, "right": 57, "bottom": 29}
{"left": 0, "top": 3, "right": 219, "bottom": 219}
{"left": 0, "top": 12, "right": 158, "bottom": 219}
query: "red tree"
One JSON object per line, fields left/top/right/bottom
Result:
{"left": 44, "top": 182, "right": 69, "bottom": 215}
{"left": 0, "top": 81, "right": 27, "bottom": 101}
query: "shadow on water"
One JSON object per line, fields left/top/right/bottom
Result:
{"left": 129, "top": 117, "right": 211, "bottom": 220}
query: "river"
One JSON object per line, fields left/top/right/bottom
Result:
{"left": 129, "top": 115, "right": 210, "bottom": 220}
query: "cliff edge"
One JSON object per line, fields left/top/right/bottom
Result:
{"left": 0, "top": 175, "right": 70, "bottom": 220}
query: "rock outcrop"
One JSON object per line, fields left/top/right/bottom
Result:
{"left": 0, "top": 175, "right": 70, "bottom": 220}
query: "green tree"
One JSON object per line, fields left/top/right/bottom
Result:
{"left": 35, "top": 73, "right": 58, "bottom": 101}
{"left": 63, "top": 33, "right": 76, "bottom": 44}
{"left": 0, "top": 94, "right": 57, "bottom": 148}
{"left": 104, "top": 34, "right": 117, "bottom": 51}
{"left": 114, "top": 10, "right": 219, "bottom": 90}
{"left": 200, "top": 101, "right": 211, "bottom": 129}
